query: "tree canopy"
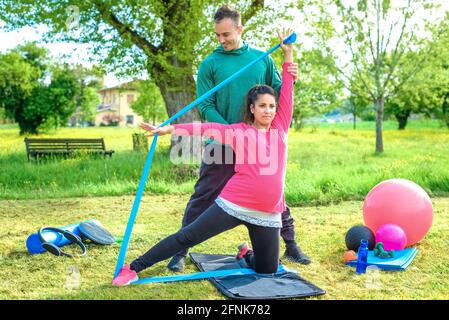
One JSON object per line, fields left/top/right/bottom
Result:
{"left": 0, "top": 42, "right": 104, "bottom": 133}
{"left": 130, "top": 80, "right": 167, "bottom": 124}
{"left": 301, "top": 0, "right": 449, "bottom": 152}
{"left": 0, "top": 0, "right": 285, "bottom": 127}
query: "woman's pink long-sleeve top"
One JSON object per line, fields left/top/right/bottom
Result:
{"left": 174, "top": 62, "right": 294, "bottom": 214}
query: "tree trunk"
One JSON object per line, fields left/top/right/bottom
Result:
{"left": 353, "top": 102, "right": 357, "bottom": 130}
{"left": 152, "top": 56, "right": 202, "bottom": 164}
{"left": 395, "top": 109, "right": 411, "bottom": 130}
{"left": 158, "top": 80, "right": 199, "bottom": 124}
{"left": 443, "top": 94, "right": 449, "bottom": 128}
{"left": 294, "top": 116, "right": 301, "bottom": 130}
{"left": 375, "top": 98, "right": 384, "bottom": 153}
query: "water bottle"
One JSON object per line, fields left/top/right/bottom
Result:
{"left": 356, "top": 239, "right": 369, "bottom": 274}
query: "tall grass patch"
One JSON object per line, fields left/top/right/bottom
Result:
{"left": 1, "top": 121, "right": 448, "bottom": 204}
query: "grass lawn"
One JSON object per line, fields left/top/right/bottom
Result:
{"left": 1, "top": 120, "right": 448, "bottom": 300}
{"left": 0, "top": 194, "right": 448, "bottom": 300}
{"left": 1, "top": 120, "right": 449, "bottom": 205}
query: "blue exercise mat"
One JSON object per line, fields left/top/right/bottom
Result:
{"left": 190, "top": 253, "right": 326, "bottom": 300}
{"left": 346, "top": 247, "right": 418, "bottom": 270}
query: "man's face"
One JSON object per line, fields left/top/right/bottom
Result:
{"left": 214, "top": 18, "right": 243, "bottom": 51}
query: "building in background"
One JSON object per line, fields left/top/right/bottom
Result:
{"left": 95, "top": 80, "right": 143, "bottom": 127}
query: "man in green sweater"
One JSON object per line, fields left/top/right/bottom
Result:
{"left": 167, "top": 5, "right": 311, "bottom": 272}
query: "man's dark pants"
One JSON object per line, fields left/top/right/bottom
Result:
{"left": 173, "top": 143, "right": 296, "bottom": 258}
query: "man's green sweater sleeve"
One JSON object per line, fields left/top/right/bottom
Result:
{"left": 196, "top": 60, "right": 229, "bottom": 125}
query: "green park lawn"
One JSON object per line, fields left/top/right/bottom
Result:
{"left": 1, "top": 120, "right": 449, "bottom": 204}
{"left": 0, "top": 120, "right": 448, "bottom": 299}
{"left": 0, "top": 194, "right": 448, "bottom": 300}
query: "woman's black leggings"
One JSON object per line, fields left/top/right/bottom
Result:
{"left": 130, "top": 203, "right": 280, "bottom": 274}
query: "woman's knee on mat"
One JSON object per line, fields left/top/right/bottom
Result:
{"left": 255, "top": 262, "right": 278, "bottom": 274}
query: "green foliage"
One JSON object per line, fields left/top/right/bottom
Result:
{"left": 302, "top": 0, "right": 449, "bottom": 151}
{"left": 356, "top": 0, "right": 367, "bottom": 12}
{"left": 79, "top": 86, "right": 100, "bottom": 123}
{"left": 428, "top": 21, "right": 449, "bottom": 128}
{"left": 70, "top": 64, "right": 104, "bottom": 126}
{"left": 295, "top": 49, "right": 344, "bottom": 127}
{"left": 0, "top": 0, "right": 292, "bottom": 123}
{"left": 384, "top": 24, "right": 449, "bottom": 129}
{"left": 14, "top": 42, "right": 49, "bottom": 79}
{"left": 0, "top": 1, "right": 207, "bottom": 86}
{"left": 340, "top": 96, "right": 375, "bottom": 122}
{"left": 130, "top": 80, "right": 167, "bottom": 124}
{"left": 0, "top": 43, "right": 50, "bottom": 134}
{"left": 23, "top": 85, "right": 52, "bottom": 133}
{"left": 0, "top": 42, "right": 105, "bottom": 133}
{"left": 47, "top": 64, "right": 80, "bottom": 127}
{"left": 269, "top": 35, "right": 343, "bottom": 128}
{"left": 72, "top": 65, "right": 104, "bottom": 124}
{"left": 0, "top": 51, "right": 35, "bottom": 120}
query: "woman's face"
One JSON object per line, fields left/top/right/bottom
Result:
{"left": 251, "top": 94, "right": 277, "bottom": 127}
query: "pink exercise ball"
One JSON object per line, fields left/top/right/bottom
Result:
{"left": 375, "top": 224, "right": 407, "bottom": 251}
{"left": 363, "top": 179, "right": 433, "bottom": 246}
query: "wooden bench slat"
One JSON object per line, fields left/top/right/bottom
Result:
{"left": 28, "top": 144, "right": 103, "bottom": 147}
{"left": 26, "top": 140, "right": 103, "bottom": 143}
{"left": 28, "top": 146, "right": 68, "bottom": 148}
{"left": 24, "top": 138, "right": 114, "bottom": 161}
{"left": 68, "top": 146, "right": 104, "bottom": 148}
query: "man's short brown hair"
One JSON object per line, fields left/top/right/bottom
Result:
{"left": 214, "top": 5, "right": 241, "bottom": 26}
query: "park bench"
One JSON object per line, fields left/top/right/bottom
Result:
{"left": 24, "top": 138, "right": 115, "bottom": 161}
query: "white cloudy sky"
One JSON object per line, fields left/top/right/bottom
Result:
{"left": 1, "top": 1, "right": 448, "bottom": 88}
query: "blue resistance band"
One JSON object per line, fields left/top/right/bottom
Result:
{"left": 132, "top": 264, "right": 296, "bottom": 285}
{"left": 113, "top": 33, "right": 298, "bottom": 281}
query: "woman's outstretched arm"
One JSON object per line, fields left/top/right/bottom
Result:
{"left": 139, "top": 122, "right": 235, "bottom": 146}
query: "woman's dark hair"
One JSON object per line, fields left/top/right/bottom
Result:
{"left": 214, "top": 5, "right": 241, "bottom": 26}
{"left": 243, "top": 85, "right": 276, "bottom": 124}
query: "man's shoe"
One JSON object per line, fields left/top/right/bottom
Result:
{"left": 284, "top": 244, "right": 311, "bottom": 265}
{"left": 167, "top": 255, "right": 186, "bottom": 272}
{"left": 112, "top": 264, "right": 139, "bottom": 286}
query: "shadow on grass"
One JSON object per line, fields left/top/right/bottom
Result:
{"left": 4, "top": 250, "right": 30, "bottom": 260}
